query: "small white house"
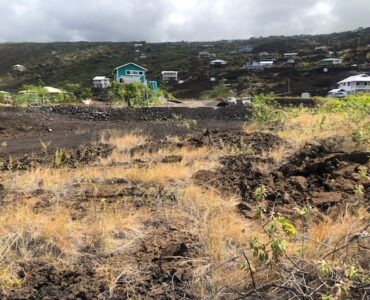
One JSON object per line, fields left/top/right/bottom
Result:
{"left": 13, "top": 64, "right": 26, "bottom": 72}
{"left": 321, "top": 58, "right": 343, "bottom": 65}
{"left": 259, "top": 60, "right": 274, "bottom": 67}
{"left": 93, "top": 76, "right": 112, "bottom": 89}
{"left": 284, "top": 53, "right": 299, "bottom": 59}
{"left": 210, "top": 59, "right": 227, "bottom": 66}
{"left": 161, "top": 71, "right": 178, "bottom": 81}
{"left": 239, "top": 45, "right": 253, "bottom": 53}
{"left": 243, "top": 60, "right": 273, "bottom": 70}
{"left": 329, "top": 74, "right": 370, "bottom": 96}
{"left": 198, "top": 51, "right": 216, "bottom": 58}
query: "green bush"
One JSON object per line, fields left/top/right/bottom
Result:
{"left": 201, "top": 83, "right": 234, "bottom": 99}
{"left": 111, "top": 81, "right": 154, "bottom": 107}
{"left": 252, "top": 94, "right": 284, "bottom": 126}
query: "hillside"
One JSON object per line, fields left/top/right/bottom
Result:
{"left": 0, "top": 27, "right": 370, "bottom": 98}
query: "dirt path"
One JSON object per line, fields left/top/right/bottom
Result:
{"left": 0, "top": 106, "right": 245, "bottom": 158}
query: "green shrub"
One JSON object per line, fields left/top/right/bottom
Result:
{"left": 252, "top": 94, "right": 284, "bottom": 125}
{"left": 111, "top": 81, "right": 154, "bottom": 107}
{"left": 201, "top": 83, "right": 234, "bottom": 99}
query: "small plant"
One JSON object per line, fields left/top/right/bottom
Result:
{"left": 253, "top": 185, "right": 267, "bottom": 202}
{"left": 294, "top": 205, "right": 312, "bottom": 258}
{"left": 6, "top": 156, "right": 13, "bottom": 171}
{"left": 54, "top": 148, "right": 70, "bottom": 168}
{"left": 320, "top": 294, "right": 335, "bottom": 300}
{"left": 40, "top": 140, "right": 51, "bottom": 154}
{"left": 249, "top": 215, "right": 296, "bottom": 263}
{"left": 345, "top": 265, "right": 358, "bottom": 280}
{"left": 354, "top": 184, "right": 364, "bottom": 197}
{"left": 358, "top": 166, "right": 369, "bottom": 181}
{"left": 254, "top": 204, "right": 267, "bottom": 219}
{"left": 318, "top": 260, "right": 333, "bottom": 277}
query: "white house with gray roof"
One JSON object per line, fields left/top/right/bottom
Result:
{"left": 329, "top": 74, "right": 370, "bottom": 96}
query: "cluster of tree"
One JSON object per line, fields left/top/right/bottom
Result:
{"left": 110, "top": 81, "right": 161, "bottom": 107}
{"left": 201, "top": 83, "right": 234, "bottom": 99}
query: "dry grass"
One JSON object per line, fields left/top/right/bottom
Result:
{"left": 0, "top": 202, "right": 145, "bottom": 289}
{"left": 278, "top": 110, "right": 369, "bottom": 148}
{"left": 4, "top": 156, "right": 218, "bottom": 193}
{"left": 177, "top": 186, "right": 263, "bottom": 295}
{"left": 101, "top": 131, "right": 148, "bottom": 150}
{"left": 304, "top": 208, "right": 369, "bottom": 258}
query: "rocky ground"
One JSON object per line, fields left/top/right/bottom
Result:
{"left": 0, "top": 106, "right": 368, "bottom": 299}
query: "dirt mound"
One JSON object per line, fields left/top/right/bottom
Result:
{"left": 4, "top": 219, "right": 201, "bottom": 299}
{"left": 0, "top": 143, "right": 113, "bottom": 170}
{"left": 194, "top": 139, "right": 369, "bottom": 213}
{"left": 40, "top": 105, "right": 251, "bottom": 122}
{"left": 187, "top": 129, "right": 286, "bottom": 152}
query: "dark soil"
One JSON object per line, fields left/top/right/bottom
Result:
{"left": 39, "top": 105, "right": 251, "bottom": 122}
{"left": 192, "top": 133, "right": 370, "bottom": 216}
{"left": 187, "top": 129, "right": 286, "bottom": 152}
{"left": 1, "top": 107, "right": 368, "bottom": 299}
{"left": 0, "top": 106, "right": 246, "bottom": 160}
{"left": 4, "top": 219, "right": 201, "bottom": 300}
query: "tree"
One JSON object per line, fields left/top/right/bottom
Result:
{"left": 81, "top": 88, "right": 92, "bottom": 100}
{"left": 111, "top": 81, "right": 153, "bottom": 107}
{"left": 64, "top": 83, "right": 81, "bottom": 95}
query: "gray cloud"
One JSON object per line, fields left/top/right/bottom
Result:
{"left": 0, "top": 0, "right": 369, "bottom": 42}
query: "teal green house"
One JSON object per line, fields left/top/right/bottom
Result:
{"left": 113, "top": 62, "right": 147, "bottom": 84}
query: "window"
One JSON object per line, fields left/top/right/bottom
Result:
{"left": 127, "top": 71, "right": 131, "bottom": 75}
{"left": 347, "top": 82, "right": 350, "bottom": 86}
{"left": 356, "top": 82, "right": 360, "bottom": 86}
{"left": 139, "top": 71, "right": 144, "bottom": 75}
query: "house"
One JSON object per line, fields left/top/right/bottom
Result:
{"left": 198, "top": 51, "right": 216, "bottom": 58}
{"left": 259, "top": 52, "right": 270, "bottom": 57}
{"left": 329, "top": 74, "right": 370, "bottom": 96}
{"left": 161, "top": 71, "right": 178, "bottom": 81}
{"left": 239, "top": 45, "right": 253, "bottom": 53}
{"left": 93, "top": 76, "right": 111, "bottom": 89}
{"left": 284, "top": 53, "right": 299, "bottom": 59}
{"left": 260, "top": 60, "right": 274, "bottom": 67}
{"left": 210, "top": 59, "right": 227, "bottom": 66}
{"left": 320, "top": 58, "right": 343, "bottom": 65}
{"left": 13, "top": 64, "right": 26, "bottom": 72}
{"left": 44, "top": 87, "right": 64, "bottom": 94}
{"left": 286, "top": 58, "right": 296, "bottom": 65}
{"left": 113, "top": 62, "right": 147, "bottom": 84}
{"left": 244, "top": 60, "right": 273, "bottom": 70}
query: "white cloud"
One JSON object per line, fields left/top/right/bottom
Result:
{"left": 0, "top": 0, "right": 368, "bottom": 42}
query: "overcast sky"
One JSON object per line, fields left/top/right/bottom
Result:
{"left": 0, "top": 0, "right": 369, "bottom": 42}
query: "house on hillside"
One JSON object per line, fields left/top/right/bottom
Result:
{"left": 243, "top": 60, "right": 273, "bottom": 70}
{"left": 328, "top": 74, "right": 370, "bottom": 96}
{"left": 93, "top": 76, "right": 111, "bottom": 89}
{"left": 13, "top": 64, "right": 26, "bottom": 72}
{"left": 320, "top": 58, "right": 343, "bottom": 65}
{"left": 284, "top": 53, "right": 299, "bottom": 59}
{"left": 44, "top": 87, "right": 64, "bottom": 94}
{"left": 161, "top": 71, "right": 178, "bottom": 81}
{"left": 198, "top": 51, "right": 216, "bottom": 59}
{"left": 210, "top": 59, "right": 227, "bottom": 66}
{"left": 239, "top": 45, "right": 253, "bottom": 53}
{"left": 113, "top": 62, "right": 147, "bottom": 84}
